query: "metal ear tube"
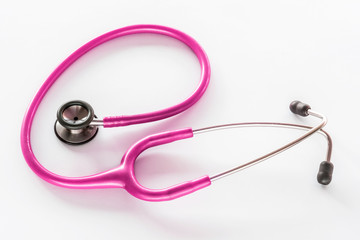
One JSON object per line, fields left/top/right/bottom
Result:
{"left": 193, "top": 101, "right": 334, "bottom": 185}
{"left": 290, "top": 100, "right": 334, "bottom": 185}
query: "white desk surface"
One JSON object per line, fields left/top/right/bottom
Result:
{"left": 1, "top": 1, "right": 360, "bottom": 239}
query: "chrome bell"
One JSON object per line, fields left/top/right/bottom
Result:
{"left": 54, "top": 100, "right": 98, "bottom": 145}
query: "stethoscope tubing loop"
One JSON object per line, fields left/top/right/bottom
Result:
{"left": 21, "top": 25, "right": 211, "bottom": 200}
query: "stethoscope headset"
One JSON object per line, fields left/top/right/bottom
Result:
{"left": 21, "top": 25, "right": 334, "bottom": 202}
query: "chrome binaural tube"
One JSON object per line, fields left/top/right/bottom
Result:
{"left": 193, "top": 109, "right": 329, "bottom": 182}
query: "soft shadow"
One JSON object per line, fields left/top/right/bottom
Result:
{"left": 135, "top": 152, "right": 204, "bottom": 189}
{"left": 46, "top": 184, "right": 141, "bottom": 213}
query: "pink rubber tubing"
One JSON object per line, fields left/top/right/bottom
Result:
{"left": 21, "top": 25, "right": 211, "bottom": 201}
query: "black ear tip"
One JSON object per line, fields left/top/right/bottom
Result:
{"left": 289, "top": 100, "right": 311, "bottom": 117}
{"left": 317, "top": 172, "right": 332, "bottom": 185}
{"left": 317, "top": 161, "right": 334, "bottom": 185}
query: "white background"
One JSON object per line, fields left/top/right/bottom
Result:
{"left": 1, "top": 0, "right": 360, "bottom": 239}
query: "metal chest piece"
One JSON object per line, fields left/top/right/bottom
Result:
{"left": 54, "top": 100, "right": 98, "bottom": 145}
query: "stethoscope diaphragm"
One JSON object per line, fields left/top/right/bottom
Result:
{"left": 54, "top": 100, "right": 98, "bottom": 145}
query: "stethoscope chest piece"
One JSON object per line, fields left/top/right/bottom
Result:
{"left": 54, "top": 100, "right": 98, "bottom": 145}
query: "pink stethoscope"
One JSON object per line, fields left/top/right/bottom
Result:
{"left": 21, "top": 25, "right": 334, "bottom": 202}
